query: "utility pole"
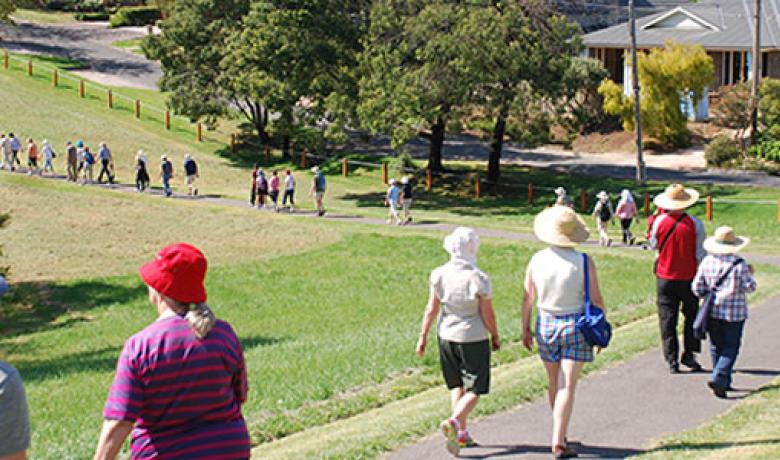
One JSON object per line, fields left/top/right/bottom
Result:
{"left": 629, "top": 0, "right": 646, "bottom": 184}
{"left": 751, "top": 0, "right": 762, "bottom": 138}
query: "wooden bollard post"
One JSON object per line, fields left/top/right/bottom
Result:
{"left": 107, "top": 89, "right": 113, "bottom": 108}
{"left": 165, "top": 111, "right": 171, "bottom": 130}
{"left": 382, "top": 162, "right": 388, "bottom": 185}
{"left": 528, "top": 183, "right": 534, "bottom": 205}
{"left": 196, "top": 122, "right": 202, "bottom": 142}
{"left": 474, "top": 174, "right": 481, "bottom": 199}
{"left": 644, "top": 192, "right": 650, "bottom": 216}
{"left": 229, "top": 134, "right": 235, "bottom": 151}
{"left": 79, "top": 80, "right": 85, "bottom": 98}
{"left": 300, "top": 149, "right": 308, "bottom": 169}
{"left": 52, "top": 70, "right": 58, "bottom": 87}
{"left": 342, "top": 158, "right": 348, "bottom": 177}
{"left": 134, "top": 100, "right": 141, "bottom": 119}
{"left": 2, "top": 52, "right": 8, "bottom": 69}
{"left": 426, "top": 169, "right": 432, "bottom": 192}
{"left": 27, "top": 60, "right": 32, "bottom": 76}
{"left": 264, "top": 146, "right": 270, "bottom": 162}
{"left": 706, "top": 195, "right": 713, "bottom": 222}
{"left": 581, "top": 189, "right": 587, "bottom": 212}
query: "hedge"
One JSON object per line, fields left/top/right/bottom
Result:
{"left": 75, "top": 12, "right": 110, "bottom": 21}
{"left": 109, "top": 6, "right": 161, "bottom": 28}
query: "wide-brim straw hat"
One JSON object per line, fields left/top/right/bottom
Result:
{"left": 654, "top": 184, "right": 699, "bottom": 211}
{"left": 703, "top": 226, "right": 750, "bottom": 254}
{"left": 534, "top": 205, "right": 590, "bottom": 248}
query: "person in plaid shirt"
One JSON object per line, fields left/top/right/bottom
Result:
{"left": 692, "top": 226, "right": 756, "bottom": 398}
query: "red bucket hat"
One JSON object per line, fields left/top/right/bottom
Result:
{"left": 140, "top": 243, "right": 208, "bottom": 304}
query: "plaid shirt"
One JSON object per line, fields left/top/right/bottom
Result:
{"left": 692, "top": 254, "right": 757, "bottom": 322}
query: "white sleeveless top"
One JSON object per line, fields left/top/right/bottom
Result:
{"left": 526, "top": 246, "right": 585, "bottom": 315}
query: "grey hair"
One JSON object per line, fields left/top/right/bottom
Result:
{"left": 160, "top": 293, "right": 216, "bottom": 339}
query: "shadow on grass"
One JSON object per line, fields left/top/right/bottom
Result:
{"left": 14, "top": 345, "right": 122, "bottom": 383}
{"left": 0, "top": 279, "right": 144, "bottom": 339}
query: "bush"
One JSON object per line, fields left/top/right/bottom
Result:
{"left": 109, "top": 6, "right": 161, "bottom": 28}
{"left": 75, "top": 12, "right": 109, "bottom": 21}
{"left": 391, "top": 151, "right": 417, "bottom": 176}
{"left": 760, "top": 78, "right": 780, "bottom": 141}
{"left": 749, "top": 139, "right": 780, "bottom": 163}
{"left": 705, "top": 135, "right": 741, "bottom": 167}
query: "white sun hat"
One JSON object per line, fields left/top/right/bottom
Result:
{"left": 654, "top": 184, "right": 700, "bottom": 211}
{"left": 443, "top": 227, "right": 480, "bottom": 264}
{"left": 533, "top": 205, "right": 590, "bottom": 248}
{"left": 703, "top": 226, "right": 750, "bottom": 255}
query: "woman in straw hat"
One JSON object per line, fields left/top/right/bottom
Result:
{"left": 416, "top": 227, "right": 500, "bottom": 456}
{"left": 522, "top": 206, "right": 606, "bottom": 459}
{"left": 94, "top": 243, "right": 250, "bottom": 459}
{"left": 692, "top": 226, "right": 756, "bottom": 398}
{"left": 592, "top": 190, "right": 614, "bottom": 247}
{"left": 649, "top": 184, "right": 706, "bottom": 374}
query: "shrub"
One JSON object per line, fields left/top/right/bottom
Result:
{"left": 109, "top": 6, "right": 161, "bottom": 28}
{"left": 75, "top": 12, "right": 109, "bottom": 21}
{"left": 760, "top": 78, "right": 780, "bottom": 141}
{"left": 705, "top": 135, "right": 741, "bottom": 167}
{"left": 391, "top": 151, "right": 417, "bottom": 176}
{"left": 749, "top": 139, "right": 780, "bottom": 163}
{"left": 711, "top": 82, "right": 751, "bottom": 140}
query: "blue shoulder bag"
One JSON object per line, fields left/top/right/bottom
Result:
{"left": 576, "top": 253, "right": 613, "bottom": 348}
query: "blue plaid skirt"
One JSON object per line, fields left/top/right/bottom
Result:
{"left": 536, "top": 310, "right": 594, "bottom": 363}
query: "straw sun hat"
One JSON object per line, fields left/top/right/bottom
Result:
{"left": 534, "top": 205, "right": 590, "bottom": 248}
{"left": 654, "top": 184, "right": 699, "bottom": 211}
{"left": 703, "top": 226, "right": 750, "bottom": 255}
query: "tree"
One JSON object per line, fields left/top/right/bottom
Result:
{"left": 599, "top": 41, "right": 713, "bottom": 147}
{"left": 759, "top": 78, "right": 780, "bottom": 141}
{"left": 358, "top": 0, "right": 470, "bottom": 171}
{"left": 0, "top": 0, "right": 16, "bottom": 23}
{"left": 456, "top": 1, "right": 581, "bottom": 181}
{"left": 711, "top": 82, "right": 751, "bottom": 143}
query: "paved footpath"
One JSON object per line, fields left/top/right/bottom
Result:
{"left": 389, "top": 295, "right": 780, "bottom": 460}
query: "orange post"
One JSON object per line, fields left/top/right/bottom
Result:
{"left": 706, "top": 195, "right": 713, "bottom": 222}
{"left": 300, "top": 149, "right": 308, "bottom": 169}
{"left": 27, "top": 60, "right": 32, "bottom": 76}
{"left": 382, "top": 162, "right": 388, "bottom": 185}
{"left": 164, "top": 111, "right": 171, "bottom": 130}
{"left": 342, "top": 158, "right": 348, "bottom": 177}
{"left": 2, "top": 52, "right": 8, "bottom": 69}
{"left": 474, "top": 174, "right": 481, "bottom": 199}
{"left": 644, "top": 192, "right": 650, "bottom": 216}
{"left": 229, "top": 133, "right": 235, "bottom": 151}
{"left": 79, "top": 80, "right": 85, "bottom": 98}
{"left": 528, "top": 183, "right": 534, "bottom": 205}
{"left": 581, "top": 189, "right": 587, "bottom": 212}
{"left": 426, "top": 169, "right": 432, "bottom": 192}
{"left": 264, "top": 146, "right": 270, "bottom": 162}
{"left": 107, "top": 89, "right": 113, "bottom": 108}
{"left": 52, "top": 70, "right": 58, "bottom": 87}
{"left": 134, "top": 100, "right": 141, "bottom": 119}
{"left": 196, "top": 122, "right": 202, "bottom": 142}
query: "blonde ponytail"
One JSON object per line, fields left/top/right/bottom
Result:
{"left": 185, "top": 302, "right": 216, "bottom": 339}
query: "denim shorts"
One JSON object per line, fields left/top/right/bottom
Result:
{"left": 536, "top": 310, "right": 594, "bottom": 363}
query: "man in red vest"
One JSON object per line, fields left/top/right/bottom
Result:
{"left": 649, "top": 184, "right": 706, "bottom": 374}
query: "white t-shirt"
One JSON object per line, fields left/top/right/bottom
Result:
{"left": 285, "top": 174, "right": 295, "bottom": 190}
{"left": 42, "top": 144, "right": 54, "bottom": 161}
{"left": 0, "top": 138, "right": 8, "bottom": 154}
{"left": 431, "top": 259, "right": 492, "bottom": 343}
{"left": 526, "top": 246, "right": 585, "bottom": 315}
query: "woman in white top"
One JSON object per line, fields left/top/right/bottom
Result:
{"left": 522, "top": 206, "right": 607, "bottom": 459}
{"left": 417, "top": 227, "right": 500, "bottom": 456}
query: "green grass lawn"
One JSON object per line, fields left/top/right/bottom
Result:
{"left": 112, "top": 38, "right": 144, "bottom": 56}
{"left": 634, "top": 378, "right": 780, "bottom": 459}
{"left": 9, "top": 8, "right": 76, "bottom": 24}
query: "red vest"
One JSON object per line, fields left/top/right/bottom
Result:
{"left": 654, "top": 212, "right": 700, "bottom": 281}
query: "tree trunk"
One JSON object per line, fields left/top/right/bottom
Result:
{"left": 282, "top": 135, "right": 291, "bottom": 160}
{"left": 488, "top": 113, "right": 507, "bottom": 183}
{"left": 427, "top": 117, "right": 445, "bottom": 172}
{"left": 255, "top": 120, "right": 270, "bottom": 145}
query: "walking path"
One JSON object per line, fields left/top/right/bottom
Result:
{"left": 389, "top": 294, "right": 780, "bottom": 460}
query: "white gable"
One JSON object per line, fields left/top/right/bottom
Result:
{"left": 642, "top": 7, "right": 719, "bottom": 32}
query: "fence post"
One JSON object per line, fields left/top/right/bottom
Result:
{"left": 581, "top": 189, "right": 587, "bottom": 212}
{"left": 164, "top": 111, "right": 171, "bottom": 130}
{"left": 27, "top": 60, "right": 32, "bottom": 76}
{"left": 107, "top": 89, "right": 113, "bottom": 109}
{"left": 2, "top": 52, "right": 8, "bottom": 69}
{"left": 265, "top": 146, "right": 270, "bottom": 162}
{"left": 706, "top": 195, "right": 713, "bottom": 222}
{"left": 196, "top": 122, "right": 202, "bottom": 142}
{"left": 52, "top": 70, "right": 58, "bottom": 87}
{"left": 644, "top": 192, "right": 650, "bottom": 216}
{"left": 79, "top": 80, "right": 85, "bottom": 98}
{"left": 528, "top": 183, "right": 534, "bottom": 205}
{"left": 300, "top": 149, "right": 308, "bottom": 169}
{"left": 342, "top": 158, "right": 348, "bottom": 177}
{"left": 426, "top": 169, "right": 432, "bottom": 192}
{"left": 382, "top": 162, "right": 388, "bottom": 185}
{"left": 474, "top": 174, "right": 481, "bottom": 199}
{"left": 134, "top": 100, "right": 141, "bottom": 119}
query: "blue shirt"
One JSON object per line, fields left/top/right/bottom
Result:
{"left": 99, "top": 146, "right": 111, "bottom": 160}
{"left": 388, "top": 185, "right": 401, "bottom": 203}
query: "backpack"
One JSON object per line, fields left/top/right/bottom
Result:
{"left": 598, "top": 202, "right": 612, "bottom": 221}
{"left": 316, "top": 173, "right": 326, "bottom": 192}
{"left": 257, "top": 175, "right": 268, "bottom": 192}
{"left": 85, "top": 151, "right": 95, "bottom": 165}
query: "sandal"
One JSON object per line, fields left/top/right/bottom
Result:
{"left": 552, "top": 444, "right": 578, "bottom": 459}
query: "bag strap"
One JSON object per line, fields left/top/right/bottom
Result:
{"left": 713, "top": 257, "right": 744, "bottom": 290}
{"left": 582, "top": 253, "right": 591, "bottom": 317}
{"left": 657, "top": 213, "right": 687, "bottom": 254}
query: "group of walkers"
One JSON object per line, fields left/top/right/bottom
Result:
{"left": 248, "top": 165, "right": 327, "bottom": 215}
{"left": 385, "top": 176, "right": 414, "bottom": 225}
{"left": 555, "top": 187, "right": 640, "bottom": 247}
{"left": 419, "top": 183, "right": 757, "bottom": 458}
{"left": 133, "top": 151, "right": 199, "bottom": 197}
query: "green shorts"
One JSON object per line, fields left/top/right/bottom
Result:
{"left": 438, "top": 337, "right": 491, "bottom": 395}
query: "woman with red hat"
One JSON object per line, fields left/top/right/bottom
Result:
{"left": 94, "top": 243, "right": 250, "bottom": 460}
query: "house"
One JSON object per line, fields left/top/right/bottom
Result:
{"left": 554, "top": 0, "right": 694, "bottom": 32}
{"left": 582, "top": 0, "right": 780, "bottom": 120}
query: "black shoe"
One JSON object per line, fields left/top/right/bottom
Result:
{"left": 681, "top": 354, "right": 703, "bottom": 372}
{"left": 669, "top": 361, "right": 680, "bottom": 374}
{"left": 553, "top": 446, "right": 578, "bottom": 459}
{"left": 708, "top": 381, "right": 727, "bottom": 398}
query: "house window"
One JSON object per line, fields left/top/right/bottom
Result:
{"left": 762, "top": 52, "right": 769, "bottom": 78}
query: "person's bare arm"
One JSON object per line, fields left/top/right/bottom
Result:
{"left": 478, "top": 297, "right": 500, "bottom": 351}
{"left": 588, "top": 256, "right": 606, "bottom": 315}
{"left": 416, "top": 287, "right": 440, "bottom": 357}
{"left": 93, "top": 419, "right": 133, "bottom": 460}
{"left": 521, "top": 270, "right": 536, "bottom": 351}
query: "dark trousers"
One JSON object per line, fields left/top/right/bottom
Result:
{"left": 620, "top": 218, "right": 633, "bottom": 243}
{"left": 656, "top": 278, "right": 701, "bottom": 364}
{"left": 98, "top": 159, "right": 113, "bottom": 183}
{"left": 250, "top": 185, "right": 256, "bottom": 205}
{"left": 283, "top": 189, "right": 295, "bottom": 206}
{"left": 709, "top": 319, "right": 745, "bottom": 389}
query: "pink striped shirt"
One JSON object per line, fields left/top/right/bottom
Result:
{"left": 104, "top": 317, "right": 250, "bottom": 459}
